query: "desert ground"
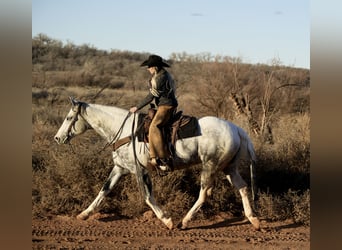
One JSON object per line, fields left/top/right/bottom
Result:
{"left": 32, "top": 212, "right": 309, "bottom": 249}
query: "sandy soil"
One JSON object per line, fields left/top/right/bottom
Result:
{"left": 32, "top": 212, "right": 309, "bottom": 249}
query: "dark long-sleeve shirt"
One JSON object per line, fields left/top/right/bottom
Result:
{"left": 137, "top": 68, "right": 178, "bottom": 110}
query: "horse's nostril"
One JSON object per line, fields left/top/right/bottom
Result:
{"left": 54, "top": 136, "right": 59, "bottom": 143}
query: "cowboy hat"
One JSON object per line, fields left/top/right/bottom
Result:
{"left": 140, "top": 55, "right": 170, "bottom": 67}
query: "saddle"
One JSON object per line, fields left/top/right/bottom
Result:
{"left": 136, "top": 107, "right": 200, "bottom": 156}
{"left": 112, "top": 107, "right": 201, "bottom": 154}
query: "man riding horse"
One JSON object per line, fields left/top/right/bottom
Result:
{"left": 129, "top": 55, "right": 178, "bottom": 172}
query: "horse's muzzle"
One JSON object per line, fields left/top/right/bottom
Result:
{"left": 54, "top": 135, "right": 69, "bottom": 144}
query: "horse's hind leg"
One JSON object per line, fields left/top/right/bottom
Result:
{"left": 181, "top": 185, "right": 210, "bottom": 229}
{"left": 77, "top": 165, "right": 128, "bottom": 220}
{"left": 226, "top": 167, "right": 260, "bottom": 230}
{"left": 181, "top": 165, "right": 214, "bottom": 229}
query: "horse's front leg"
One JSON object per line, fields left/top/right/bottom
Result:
{"left": 77, "top": 165, "right": 129, "bottom": 220}
{"left": 142, "top": 172, "right": 173, "bottom": 230}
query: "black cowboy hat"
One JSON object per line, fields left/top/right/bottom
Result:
{"left": 140, "top": 55, "right": 170, "bottom": 67}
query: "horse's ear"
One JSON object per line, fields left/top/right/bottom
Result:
{"left": 69, "top": 96, "right": 77, "bottom": 106}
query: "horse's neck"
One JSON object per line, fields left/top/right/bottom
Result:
{"left": 84, "top": 104, "right": 132, "bottom": 142}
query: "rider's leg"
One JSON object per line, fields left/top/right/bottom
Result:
{"left": 149, "top": 105, "right": 175, "bottom": 170}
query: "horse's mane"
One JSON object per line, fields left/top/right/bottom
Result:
{"left": 87, "top": 103, "right": 129, "bottom": 118}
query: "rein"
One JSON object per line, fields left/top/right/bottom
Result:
{"left": 67, "top": 102, "right": 132, "bottom": 155}
{"left": 97, "top": 112, "right": 132, "bottom": 154}
{"left": 129, "top": 113, "right": 165, "bottom": 178}
{"left": 130, "top": 113, "right": 147, "bottom": 197}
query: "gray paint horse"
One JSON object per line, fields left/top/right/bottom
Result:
{"left": 54, "top": 97, "right": 260, "bottom": 230}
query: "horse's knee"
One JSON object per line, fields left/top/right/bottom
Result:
{"left": 102, "top": 179, "right": 111, "bottom": 193}
{"left": 101, "top": 170, "right": 124, "bottom": 194}
{"left": 143, "top": 173, "right": 152, "bottom": 194}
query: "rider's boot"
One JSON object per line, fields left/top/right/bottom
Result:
{"left": 158, "top": 158, "right": 174, "bottom": 172}
{"left": 149, "top": 157, "right": 174, "bottom": 172}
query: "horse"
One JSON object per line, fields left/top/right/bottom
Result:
{"left": 54, "top": 97, "right": 260, "bottom": 230}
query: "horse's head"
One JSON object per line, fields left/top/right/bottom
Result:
{"left": 54, "top": 97, "right": 90, "bottom": 144}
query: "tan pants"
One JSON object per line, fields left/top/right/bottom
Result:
{"left": 149, "top": 105, "right": 176, "bottom": 160}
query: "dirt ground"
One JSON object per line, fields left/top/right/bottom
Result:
{"left": 32, "top": 212, "right": 309, "bottom": 250}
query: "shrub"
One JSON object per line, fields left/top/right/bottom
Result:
{"left": 32, "top": 45, "right": 310, "bottom": 224}
{"left": 257, "top": 189, "right": 310, "bottom": 226}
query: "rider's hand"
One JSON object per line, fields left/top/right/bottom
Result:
{"left": 130, "top": 107, "right": 138, "bottom": 113}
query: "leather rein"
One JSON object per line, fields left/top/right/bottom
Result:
{"left": 67, "top": 102, "right": 135, "bottom": 154}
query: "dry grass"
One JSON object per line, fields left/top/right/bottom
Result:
{"left": 257, "top": 189, "right": 310, "bottom": 226}
{"left": 32, "top": 47, "right": 310, "bottom": 225}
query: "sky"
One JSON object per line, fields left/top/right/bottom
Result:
{"left": 32, "top": 0, "right": 310, "bottom": 69}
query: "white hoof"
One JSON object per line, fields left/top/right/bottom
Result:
{"left": 163, "top": 217, "right": 173, "bottom": 230}
{"left": 181, "top": 220, "right": 188, "bottom": 230}
{"left": 76, "top": 211, "right": 90, "bottom": 220}
{"left": 249, "top": 217, "right": 260, "bottom": 230}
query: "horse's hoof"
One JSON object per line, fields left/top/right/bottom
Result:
{"left": 76, "top": 212, "right": 89, "bottom": 220}
{"left": 180, "top": 221, "right": 188, "bottom": 230}
{"left": 250, "top": 217, "right": 260, "bottom": 231}
{"left": 164, "top": 217, "right": 173, "bottom": 230}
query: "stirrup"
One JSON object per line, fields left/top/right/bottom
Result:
{"left": 159, "top": 165, "right": 170, "bottom": 171}
{"left": 158, "top": 158, "right": 174, "bottom": 172}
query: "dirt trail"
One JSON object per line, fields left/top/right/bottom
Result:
{"left": 32, "top": 212, "right": 309, "bottom": 249}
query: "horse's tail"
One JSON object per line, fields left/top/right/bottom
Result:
{"left": 238, "top": 127, "right": 257, "bottom": 202}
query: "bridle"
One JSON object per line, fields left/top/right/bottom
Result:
{"left": 65, "top": 102, "right": 84, "bottom": 143}
{"left": 66, "top": 101, "right": 132, "bottom": 154}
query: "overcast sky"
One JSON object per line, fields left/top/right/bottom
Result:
{"left": 32, "top": 0, "right": 310, "bottom": 69}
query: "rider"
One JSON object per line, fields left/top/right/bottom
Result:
{"left": 129, "top": 55, "right": 178, "bottom": 172}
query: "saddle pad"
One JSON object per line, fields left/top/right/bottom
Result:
{"left": 177, "top": 116, "right": 201, "bottom": 139}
